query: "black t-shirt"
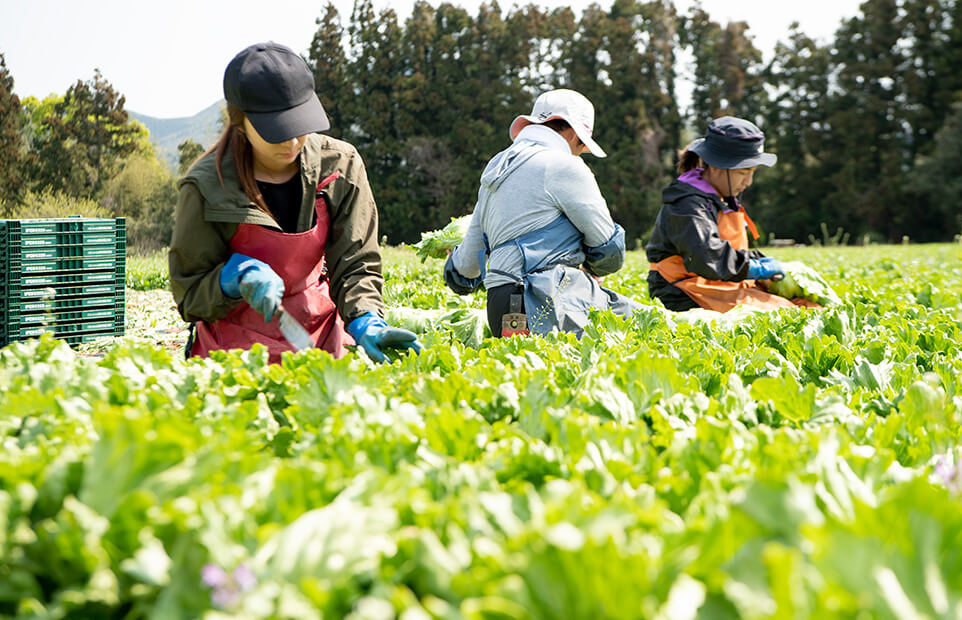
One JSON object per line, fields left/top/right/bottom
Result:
{"left": 257, "top": 175, "right": 303, "bottom": 233}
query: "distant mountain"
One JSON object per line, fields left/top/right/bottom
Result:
{"left": 129, "top": 100, "right": 224, "bottom": 170}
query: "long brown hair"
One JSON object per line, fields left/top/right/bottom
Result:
{"left": 193, "top": 103, "right": 271, "bottom": 215}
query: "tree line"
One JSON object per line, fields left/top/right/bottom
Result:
{"left": 1, "top": 0, "right": 960, "bottom": 250}
{"left": 0, "top": 65, "right": 181, "bottom": 251}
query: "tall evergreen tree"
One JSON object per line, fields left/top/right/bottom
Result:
{"left": 822, "top": 0, "right": 906, "bottom": 240}
{"left": 757, "top": 0, "right": 961, "bottom": 242}
{"left": 681, "top": 7, "right": 765, "bottom": 125}
{"left": 450, "top": 2, "right": 543, "bottom": 186}
{"left": 394, "top": 1, "right": 473, "bottom": 229}
{"left": 308, "top": 2, "right": 349, "bottom": 138}
{"left": 576, "top": 0, "right": 681, "bottom": 239}
{"left": 909, "top": 102, "right": 962, "bottom": 238}
{"left": 525, "top": 6, "right": 578, "bottom": 92}
{"left": 945, "top": 0, "right": 962, "bottom": 98}
{"left": 0, "top": 52, "right": 28, "bottom": 210}
{"left": 753, "top": 26, "right": 834, "bottom": 241}
{"left": 898, "top": 0, "right": 961, "bottom": 161}
{"left": 344, "top": 0, "right": 414, "bottom": 240}
{"left": 717, "top": 21, "right": 767, "bottom": 121}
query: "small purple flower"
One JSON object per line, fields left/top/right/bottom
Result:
{"left": 935, "top": 461, "right": 955, "bottom": 482}
{"left": 211, "top": 586, "right": 241, "bottom": 609}
{"left": 934, "top": 457, "right": 961, "bottom": 493}
{"left": 201, "top": 563, "right": 228, "bottom": 588}
{"left": 202, "top": 562, "right": 257, "bottom": 609}
{"left": 233, "top": 564, "right": 256, "bottom": 592}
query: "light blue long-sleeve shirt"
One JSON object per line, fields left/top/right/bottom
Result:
{"left": 451, "top": 124, "right": 616, "bottom": 290}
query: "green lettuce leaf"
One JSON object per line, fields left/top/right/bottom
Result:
{"left": 767, "top": 261, "right": 843, "bottom": 306}
{"left": 411, "top": 215, "right": 472, "bottom": 262}
{"left": 384, "top": 306, "right": 491, "bottom": 347}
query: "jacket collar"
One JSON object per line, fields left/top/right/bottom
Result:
{"left": 677, "top": 167, "right": 740, "bottom": 212}
{"left": 678, "top": 168, "right": 717, "bottom": 195}
{"left": 515, "top": 123, "right": 572, "bottom": 154}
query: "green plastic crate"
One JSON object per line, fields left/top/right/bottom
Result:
{"left": 11, "top": 318, "right": 123, "bottom": 340}
{"left": 2, "top": 326, "right": 124, "bottom": 347}
{"left": 4, "top": 281, "right": 124, "bottom": 300}
{"left": 2, "top": 269, "right": 123, "bottom": 288}
{"left": 1, "top": 244, "right": 122, "bottom": 260}
{"left": 2, "top": 293, "right": 124, "bottom": 314}
{"left": 1, "top": 313, "right": 125, "bottom": 346}
{"left": 60, "top": 330, "right": 125, "bottom": 346}
{"left": 8, "top": 231, "right": 120, "bottom": 247}
{"left": 0, "top": 217, "right": 125, "bottom": 236}
{"left": 2, "top": 303, "right": 123, "bottom": 324}
{"left": 3, "top": 256, "right": 120, "bottom": 274}
{"left": 0, "top": 218, "right": 128, "bottom": 349}
{"left": 47, "top": 330, "right": 124, "bottom": 346}
{"left": 0, "top": 217, "right": 126, "bottom": 275}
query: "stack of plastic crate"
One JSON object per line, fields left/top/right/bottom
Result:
{"left": 0, "top": 217, "right": 126, "bottom": 348}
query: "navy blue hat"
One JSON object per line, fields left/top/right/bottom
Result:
{"left": 224, "top": 42, "right": 329, "bottom": 143}
{"left": 690, "top": 116, "right": 776, "bottom": 169}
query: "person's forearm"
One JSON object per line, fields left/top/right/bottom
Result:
{"left": 452, "top": 215, "right": 485, "bottom": 278}
{"left": 324, "top": 160, "right": 385, "bottom": 322}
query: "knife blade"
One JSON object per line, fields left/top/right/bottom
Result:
{"left": 277, "top": 305, "right": 314, "bottom": 352}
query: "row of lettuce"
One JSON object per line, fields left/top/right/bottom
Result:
{"left": 1, "top": 244, "right": 961, "bottom": 618}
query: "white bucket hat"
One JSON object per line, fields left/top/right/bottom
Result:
{"left": 509, "top": 89, "right": 607, "bottom": 158}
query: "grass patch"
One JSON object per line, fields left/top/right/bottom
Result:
{"left": 127, "top": 249, "right": 169, "bottom": 291}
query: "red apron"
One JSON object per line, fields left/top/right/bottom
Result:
{"left": 192, "top": 172, "right": 353, "bottom": 363}
{"left": 650, "top": 206, "right": 819, "bottom": 312}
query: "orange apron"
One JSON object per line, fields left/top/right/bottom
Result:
{"left": 649, "top": 207, "right": 819, "bottom": 312}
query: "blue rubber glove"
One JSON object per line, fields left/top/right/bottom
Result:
{"left": 219, "top": 253, "right": 284, "bottom": 322}
{"left": 347, "top": 312, "right": 423, "bottom": 363}
{"left": 747, "top": 257, "right": 785, "bottom": 280}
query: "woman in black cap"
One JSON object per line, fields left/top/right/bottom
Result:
{"left": 645, "top": 116, "right": 818, "bottom": 312}
{"left": 169, "top": 41, "right": 421, "bottom": 363}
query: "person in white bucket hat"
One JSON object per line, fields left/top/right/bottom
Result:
{"left": 509, "top": 89, "right": 607, "bottom": 158}
{"left": 443, "top": 88, "right": 638, "bottom": 338}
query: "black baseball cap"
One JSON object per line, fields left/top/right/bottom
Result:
{"left": 690, "top": 116, "right": 776, "bottom": 169}
{"left": 223, "top": 42, "right": 329, "bottom": 144}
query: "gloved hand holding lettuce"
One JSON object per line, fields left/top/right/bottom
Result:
{"left": 347, "top": 312, "right": 423, "bottom": 363}
{"left": 766, "top": 261, "right": 843, "bottom": 306}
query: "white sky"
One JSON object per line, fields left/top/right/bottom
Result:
{"left": 0, "top": 0, "right": 863, "bottom": 119}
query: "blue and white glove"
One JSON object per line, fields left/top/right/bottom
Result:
{"left": 347, "top": 312, "right": 423, "bottom": 363}
{"left": 747, "top": 257, "right": 784, "bottom": 281}
{"left": 219, "top": 253, "right": 284, "bottom": 321}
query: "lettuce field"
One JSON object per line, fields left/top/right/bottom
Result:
{"left": 2, "top": 243, "right": 962, "bottom": 619}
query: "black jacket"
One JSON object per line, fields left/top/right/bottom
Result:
{"left": 645, "top": 178, "right": 764, "bottom": 310}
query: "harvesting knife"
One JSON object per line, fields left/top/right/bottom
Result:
{"left": 277, "top": 305, "right": 314, "bottom": 352}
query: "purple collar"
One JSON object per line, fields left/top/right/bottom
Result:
{"left": 677, "top": 168, "right": 739, "bottom": 212}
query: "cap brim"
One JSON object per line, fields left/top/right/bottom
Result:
{"left": 509, "top": 115, "right": 536, "bottom": 140}
{"left": 575, "top": 129, "right": 606, "bottom": 158}
{"left": 691, "top": 141, "right": 776, "bottom": 168}
{"left": 245, "top": 92, "right": 330, "bottom": 144}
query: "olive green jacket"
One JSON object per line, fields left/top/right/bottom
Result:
{"left": 168, "top": 133, "right": 384, "bottom": 324}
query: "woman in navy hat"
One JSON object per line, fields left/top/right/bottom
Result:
{"left": 645, "top": 116, "right": 817, "bottom": 312}
{"left": 169, "top": 42, "right": 421, "bottom": 363}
